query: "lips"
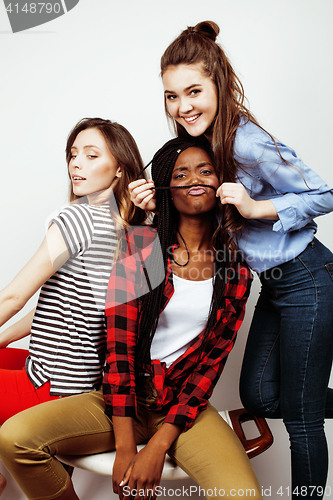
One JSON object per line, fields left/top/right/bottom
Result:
{"left": 182, "top": 114, "right": 201, "bottom": 124}
{"left": 72, "top": 176, "right": 86, "bottom": 182}
{"left": 187, "top": 186, "right": 206, "bottom": 196}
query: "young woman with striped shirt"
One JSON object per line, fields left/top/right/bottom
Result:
{"left": 0, "top": 117, "right": 145, "bottom": 494}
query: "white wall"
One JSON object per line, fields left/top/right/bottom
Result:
{"left": 0, "top": 0, "right": 333, "bottom": 498}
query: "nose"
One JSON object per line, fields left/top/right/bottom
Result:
{"left": 71, "top": 155, "right": 82, "bottom": 170}
{"left": 187, "top": 172, "right": 201, "bottom": 185}
{"left": 179, "top": 97, "right": 193, "bottom": 114}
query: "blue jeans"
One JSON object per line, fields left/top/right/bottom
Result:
{"left": 240, "top": 238, "right": 333, "bottom": 500}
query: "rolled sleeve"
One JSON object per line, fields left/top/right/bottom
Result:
{"left": 236, "top": 122, "right": 333, "bottom": 233}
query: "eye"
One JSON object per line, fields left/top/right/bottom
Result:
{"left": 190, "top": 89, "right": 201, "bottom": 96}
{"left": 88, "top": 155, "right": 98, "bottom": 159}
{"left": 174, "top": 172, "right": 187, "bottom": 180}
{"left": 165, "top": 94, "right": 177, "bottom": 101}
{"left": 70, "top": 153, "right": 77, "bottom": 160}
{"left": 200, "top": 168, "right": 213, "bottom": 175}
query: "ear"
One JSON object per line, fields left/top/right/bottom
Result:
{"left": 115, "top": 166, "right": 122, "bottom": 178}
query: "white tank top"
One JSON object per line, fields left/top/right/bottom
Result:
{"left": 150, "top": 274, "right": 213, "bottom": 368}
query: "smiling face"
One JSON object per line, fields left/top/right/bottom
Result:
{"left": 68, "top": 128, "right": 121, "bottom": 203}
{"left": 170, "top": 147, "right": 219, "bottom": 216}
{"left": 163, "top": 63, "right": 218, "bottom": 141}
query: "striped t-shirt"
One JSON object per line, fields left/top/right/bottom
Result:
{"left": 26, "top": 203, "right": 118, "bottom": 395}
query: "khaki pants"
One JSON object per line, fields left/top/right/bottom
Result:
{"left": 0, "top": 380, "right": 262, "bottom": 500}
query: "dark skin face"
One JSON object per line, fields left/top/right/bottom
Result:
{"left": 169, "top": 147, "right": 220, "bottom": 281}
{"left": 170, "top": 147, "right": 219, "bottom": 216}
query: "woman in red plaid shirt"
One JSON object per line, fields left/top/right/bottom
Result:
{"left": 103, "top": 136, "right": 261, "bottom": 500}
{"left": 0, "top": 137, "right": 261, "bottom": 500}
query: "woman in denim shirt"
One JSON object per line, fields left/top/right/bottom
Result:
{"left": 129, "top": 20, "right": 333, "bottom": 500}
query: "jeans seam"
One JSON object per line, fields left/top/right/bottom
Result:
{"left": 297, "top": 256, "right": 318, "bottom": 303}
{"left": 294, "top": 255, "right": 319, "bottom": 486}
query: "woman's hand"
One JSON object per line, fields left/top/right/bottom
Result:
{"left": 113, "top": 447, "right": 137, "bottom": 500}
{"left": 118, "top": 422, "right": 182, "bottom": 500}
{"left": 119, "top": 442, "right": 166, "bottom": 500}
{"left": 217, "top": 182, "right": 278, "bottom": 220}
{"left": 129, "top": 179, "right": 157, "bottom": 212}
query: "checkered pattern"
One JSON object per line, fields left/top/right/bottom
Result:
{"left": 103, "top": 226, "right": 252, "bottom": 431}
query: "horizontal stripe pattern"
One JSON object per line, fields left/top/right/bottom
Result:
{"left": 26, "top": 203, "right": 117, "bottom": 395}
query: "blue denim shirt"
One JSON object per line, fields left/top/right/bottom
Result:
{"left": 234, "top": 120, "right": 333, "bottom": 272}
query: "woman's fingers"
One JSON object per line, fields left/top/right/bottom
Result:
{"left": 129, "top": 179, "right": 156, "bottom": 210}
{"left": 118, "top": 463, "right": 134, "bottom": 500}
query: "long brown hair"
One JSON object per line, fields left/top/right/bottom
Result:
{"left": 66, "top": 117, "right": 146, "bottom": 227}
{"left": 160, "top": 21, "right": 264, "bottom": 247}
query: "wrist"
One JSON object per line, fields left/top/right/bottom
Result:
{"left": 146, "top": 438, "right": 169, "bottom": 455}
{"left": 147, "top": 423, "right": 182, "bottom": 454}
{"left": 115, "top": 441, "right": 137, "bottom": 453}
{"left": 252, "top": 200, "right": 278, "bottom": 220}
{"left": 252, "top": 200, "right": 265, "bottom": 219}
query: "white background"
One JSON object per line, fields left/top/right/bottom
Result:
{"left": 0, "top": 0, "right": 333, "bottom": 499}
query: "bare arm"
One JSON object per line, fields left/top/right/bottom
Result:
{"left": 0, "top": 308, "right": 35, "bottom": 348}
{"left": 112, "top": 416, "right": 137, "bottom": 500}
{"left": 0, "top": 223, "right": 69, "bottom": 328}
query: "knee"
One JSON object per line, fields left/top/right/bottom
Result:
{"left": 239, "top": 371, "right": 261, "bottom": 415}
{"left": 240, "top": 377, "right": 280, "bottom": 418}
{"left": 239, "top": 384, "right": 264, "bottom": 417}
{"left": 0, "top": 415, "right": 42, "bottom": 468}
{"left": 284, "top": 418, "right": 325, "bottom": 439}
{"left": 0, "top": 419, "right": 20, "bottom": 466}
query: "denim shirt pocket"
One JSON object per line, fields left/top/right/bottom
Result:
{"left": 325, "top": 263, "right": 333, "bottom": 281}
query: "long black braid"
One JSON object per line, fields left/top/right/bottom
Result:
{"left": 135, "top": 136, "right": 236, "bottom": 377}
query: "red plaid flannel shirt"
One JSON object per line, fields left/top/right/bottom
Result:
{"left": 103, "top": 225, "right": 252, "bottom": 431}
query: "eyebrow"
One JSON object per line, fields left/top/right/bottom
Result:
{"left": 173, "top": 161, "right": 213, "bottom": 172}
{"left": 164, "top": 83, "right": 203, "bottom": 95}
{"left": 71, "top": 145, "right": 101, "bottom": 150}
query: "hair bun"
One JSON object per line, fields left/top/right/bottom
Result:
{"left": 192, "top": 21, "right": 219, "bottom": 42}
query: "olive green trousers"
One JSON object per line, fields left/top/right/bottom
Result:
{"left": 0, "top": 381, "right": 262, "bottom": 500}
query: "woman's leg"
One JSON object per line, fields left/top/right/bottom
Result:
{"left": 0, "top": 390, "right": 115, "bottom": 500}
{"left": 241, "top": 239, "right": 333, "bottom": 499}
{"left": 168, "top": 403, "right": 262, "bottom": 500}
{"left": 277, "top": 243, "right": 333, "bottom": 499}
{"left": 239, "top": 290, "right": 282, "bottom": 418}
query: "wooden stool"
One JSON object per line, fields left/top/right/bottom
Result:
{"left": 56, "top": 408, "right": 273, "bottom": 480}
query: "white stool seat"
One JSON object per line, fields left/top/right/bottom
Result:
{"left": 58, "top": 443, "right": 188, "bottom": 479}
{"left": 56, "top": 409, "right": 273, "bottom": 480}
